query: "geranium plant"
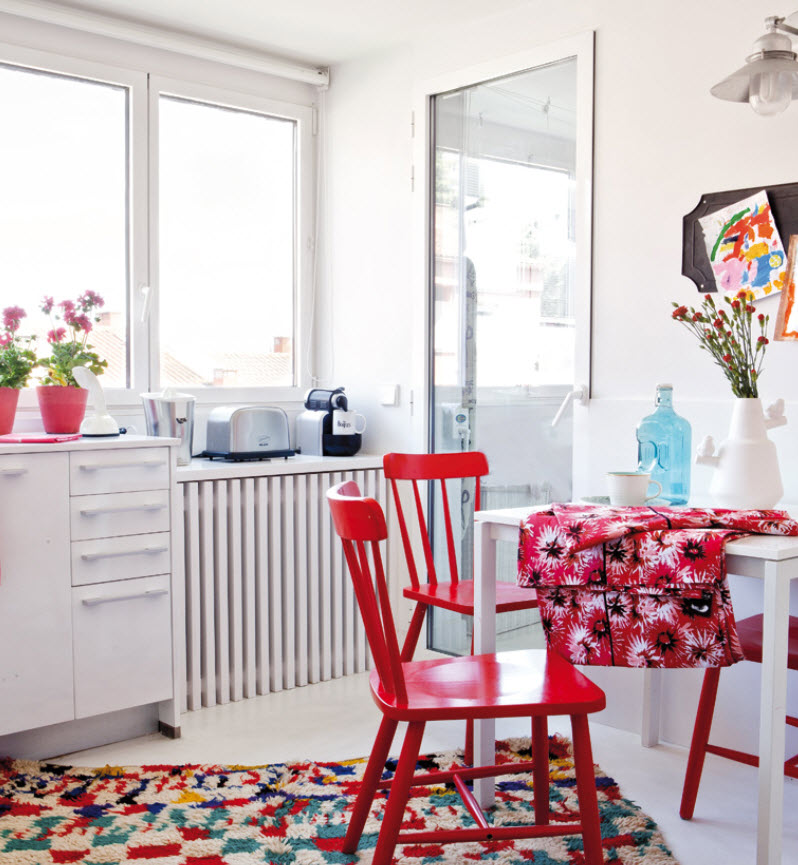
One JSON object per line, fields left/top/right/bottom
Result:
{"left": 671, "top": 290, "right": 770, "bottom": 398}
{"left": 0, "top": 306, "right": 37, "bottom": 389}
{"left": 38, "top": 292, "right": 108, "bottom": 386}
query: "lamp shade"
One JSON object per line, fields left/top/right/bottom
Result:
{"left": 711, "top": 55, "right": 798, "bottom": 101}
{"left": 711, "top": 27, "right": 798, "bottom": 114}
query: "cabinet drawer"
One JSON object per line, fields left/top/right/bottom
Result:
{"left": 70, "top": 490, "right": 171, "bottom": 540}
{"left": 72, "top": 532, "right": 171, "bottom": 586}
{"left": 70, "top": 448, "right": 170, "bottom": 495}
{"left": 72, "top": 574, "right": 173, "bottom": 719}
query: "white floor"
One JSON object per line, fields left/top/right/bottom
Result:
{"left": 57, "top": 671, "right": 798, "bottom": 865}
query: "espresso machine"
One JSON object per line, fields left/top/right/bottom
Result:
{"left": 295, "top": 387, "right": 363, "bottom": 456}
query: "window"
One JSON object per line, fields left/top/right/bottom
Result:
{"left": 0, "top": 47, "right": 313, "bottom": 404}
{"left": 0, "top": 60, "right": 132, "bottom": 389}
{"left": 156, "top": 86, "right": 303, "bottom": 390}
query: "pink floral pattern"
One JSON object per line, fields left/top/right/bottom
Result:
{"left": 517, "top": 504, "right": 798, "bottom": 669}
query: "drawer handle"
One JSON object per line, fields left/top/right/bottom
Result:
{"left": 82, "top": 588, "right": 168, "bottom": 607}
{"left": 80, "top": 503, "right": 166, "bottom": 516}
{"left": 81, "top": 545, "right": 169, "bottom": 561}
{"left": 0, "top": 467, "right": 28, "bottom": 476}
{"left": 78, "top": 459, "right": 165, "bottom": 472}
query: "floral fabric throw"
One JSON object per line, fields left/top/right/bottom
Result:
{"left": 517, "top": 504, "right": 798, "bottom": 669}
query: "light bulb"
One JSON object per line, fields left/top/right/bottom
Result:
{"left": 749, "top": 69, "right": 793, "bottom": 115}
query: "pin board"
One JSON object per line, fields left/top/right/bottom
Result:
{"left": 682, "top": 181, "right": 798, "bottom": 298}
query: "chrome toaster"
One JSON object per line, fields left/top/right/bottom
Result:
{"left": 203, "top": 406, "right": 295, "bottom": 461}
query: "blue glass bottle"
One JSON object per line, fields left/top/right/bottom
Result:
{"left": 636, "top": 384, "right": 692, "bottom": 505}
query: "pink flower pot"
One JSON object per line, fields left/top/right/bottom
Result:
{"left": 0, "top": 387, "right": 20, "bottom": 435}
{"left": 36, "top": 386, "right": 88, "bottom": 434}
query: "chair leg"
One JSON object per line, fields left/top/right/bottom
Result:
{"left": 680, "top": 666, "right": 721, "bottom": 821}
{"left": 532, "top": 715, "right": 550, "bottom": 825}
{"left": 464, "top": 630, "right": 476, "bottom": 765}
{"left": 570, "top": 713, "right": 603, "bottom": 865}
{"left": 400, "top": 603, "right": 428, "bottom": 662}
{"left": 343, "top": 715, "right": 399, "bottom": 854}
{"left": 371, "top": 720, "right": 425, "bottom": 865}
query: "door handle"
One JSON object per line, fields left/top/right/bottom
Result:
{"left": 551, "top": 385, "right": 588, "bottom": 427}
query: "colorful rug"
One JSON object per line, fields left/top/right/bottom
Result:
{"left": 0, "top": 736, "right": 678, "bottom": 864}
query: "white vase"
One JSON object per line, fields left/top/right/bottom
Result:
{"left": 695, "top": 397, "right": 786, "bottom": 509}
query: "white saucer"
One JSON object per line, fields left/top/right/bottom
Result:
{"left": 580, "top": 495, "right": 670, "bottom": 507}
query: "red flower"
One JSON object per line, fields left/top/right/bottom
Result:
{"left": 758, "top": 314, "right": 766, "bottom": 323}
{"left": 758, "top": 336, "right": 769, "bottom": 345}
{"left": 713, "top": 319, "right": 723, "bottom": 329}
{"left": 731, "top": 300, "right": 741, "bottom": 310}
{"left": 746, "top": 304, "right": 755, "bottom": 314}
{"left": 722, "top": 354, "right": 732, "bottom": 363}
{"left": 736, "top": 290, "right": 749, "bottom": 300}
{"left": 672, "top": 305, "right": 688, "bottom": 319}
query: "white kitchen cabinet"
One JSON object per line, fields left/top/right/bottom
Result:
{"left": 0, "top": 452, "right": 72, "bottom": 736}
{"left": 72, "top": 574, "right": 173, "bottom": 718}
{"left": 0, "top": 437, "right": 181, "bottom": 746}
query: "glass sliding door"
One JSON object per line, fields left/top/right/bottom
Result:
{"left": 428, "top": 54, "right": 589, "bottom": 655}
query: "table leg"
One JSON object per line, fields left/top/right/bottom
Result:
{"left": 641, "top": 668, "right": 663, "bottom": 747}
{"left": 756, "top": 559, "right": 793, "bottom": 865}
{"left": 473, "top": 518, "right": 497, "bottom": 809}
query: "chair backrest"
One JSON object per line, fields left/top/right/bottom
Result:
{"left": 383, "top": 451, "right": 489, "bottom": 590}
{"left": 327, "top": 480, "right": 407, "bottom": 702}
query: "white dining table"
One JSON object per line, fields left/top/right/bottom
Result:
{"left": 473, "top": 505, "right": 798, "bottom": 865}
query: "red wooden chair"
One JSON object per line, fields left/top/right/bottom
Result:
{"left": 680, "top": 613, "right": 798, "bottom": 819}
{"left": 327, "top": 480, "right": 607, "bottom": 865}
{"left": 383, "top": 451, "right": 541, "bottom": 761}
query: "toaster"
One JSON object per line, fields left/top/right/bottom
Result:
{"left": 203, "top": 406, "right": 295, "bottom": 461}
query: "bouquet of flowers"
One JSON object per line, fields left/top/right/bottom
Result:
{"left": 0, "top": 306, "right": 37, "bottom": 389}
{"left": 38, "top": 292, "right": 108, "bottom": 386}
{"left": 671, "top": 291, "right": 770, "bottom": 398}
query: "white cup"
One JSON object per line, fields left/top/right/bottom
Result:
{"left": 606, "top": 471, "right": 662, "bottom": 506}
{"left": 333, "top": 409, "right": 366, "bottom": 435}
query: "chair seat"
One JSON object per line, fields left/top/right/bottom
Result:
{"left": 403, "top": 580, "right": 537, "bottom": 615}
{"left": 737, "top": 613, "right": 798, "bottom": 668}
{"left": 371, "top": 648, "right": 606, "bottom": 721}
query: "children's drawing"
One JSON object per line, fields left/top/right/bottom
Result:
{"left": 698, "top": 190, "right": 786, "bottom": 299}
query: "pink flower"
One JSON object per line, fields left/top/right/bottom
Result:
{"left": 59, "top": 299, "right": 75, "bottom": 317}
{"left": 0, "top": 333, "right": 11, "bottom": 347}
{"left": 47, "top": 327, "right": 67, "bottom": 344}
{"left": 41, "top": 296, "right": 54, "bottom": 314}
{"left": 2, "top": 306, "right": 25, "bottom": 332}
{"left": 79, "top": 290, "right": 104, "bottom": 310}
{"left": 71, "top": 313, "right": 92, "bottom": 333}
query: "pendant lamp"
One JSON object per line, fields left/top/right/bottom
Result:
{"left": 711, "top": 14, "right": 798, "bottom": 115}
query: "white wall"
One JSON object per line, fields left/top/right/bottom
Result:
{"left": 322, "top": 0, "right": 798, "bottom": 480}
{"left": 321, "top": 0, "right": 798, "bottom": 745}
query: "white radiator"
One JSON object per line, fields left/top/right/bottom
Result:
{"left": 180, "top": 467, "right": 387, "bottom": 710}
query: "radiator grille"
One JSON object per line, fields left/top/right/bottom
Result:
{"left": 180, "top": 468, "right": 386, "bottom": 710}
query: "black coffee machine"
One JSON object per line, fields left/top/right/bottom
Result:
{"left": 294, "top": 387, "right": 362, "bottom": 456}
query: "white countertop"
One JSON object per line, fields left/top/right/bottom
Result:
{"left": 0, "top": 433, "right": 179, "bottom": 456}
{"left": 175, "top": 452, "right": 384, "bottom": 482}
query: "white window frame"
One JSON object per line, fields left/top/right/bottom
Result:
{"left": 0, "top": 42, "right": 314, "bottom": 411}
{"left": 409, "top": 31, "right": 595, "bottom": 450}
{"left": 148, "top": 76, "right": 314, "bottom": 405}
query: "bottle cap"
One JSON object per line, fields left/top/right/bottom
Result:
{"left": 656, "top": 383, "right": 673, "bottom": 389}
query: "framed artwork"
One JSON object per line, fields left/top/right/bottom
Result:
{"left": 683, "top": 181, "right": 798, "bottom": 295}
{"left": 775, "top": 234, "right": 798, "bottom": 340}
